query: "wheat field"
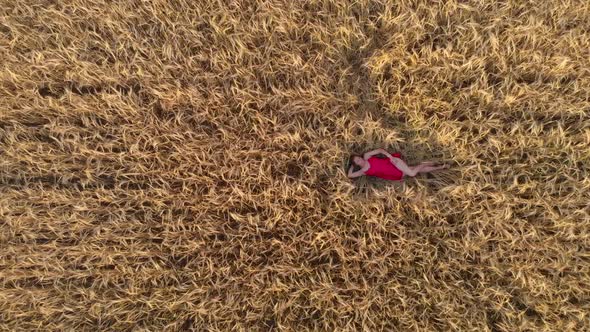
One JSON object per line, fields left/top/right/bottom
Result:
{"left": 1, "top": 0, "right": 590, "bottom": 330}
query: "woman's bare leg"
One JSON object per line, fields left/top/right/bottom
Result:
{"left": 390, "top": 158, "right": 447, "bottom": 177}
{"left": 389, "top": 157, "right": 416, "bottom": 176}
{"left": 414, "top": 164, "right": 448, "bottom": 174}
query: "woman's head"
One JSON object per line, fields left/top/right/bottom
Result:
{"left": 349, "top": 155, "right": 366, "bottom": 170}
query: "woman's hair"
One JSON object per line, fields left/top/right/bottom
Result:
{"left": 348, "top": 155, "right": 363, "bottom": 171}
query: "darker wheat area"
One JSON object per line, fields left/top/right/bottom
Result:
{"left": 1, "top": 0, "right": 590, "bottom": 331}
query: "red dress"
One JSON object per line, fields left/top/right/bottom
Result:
{"left": 364, "top": 153, "right": 404, "bottom": 181}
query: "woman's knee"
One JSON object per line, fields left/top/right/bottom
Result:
{"left": 404, "top": 167, "right": 419, "bottom": 177}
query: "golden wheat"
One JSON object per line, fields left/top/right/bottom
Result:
{"left": 1, "top": 0, "right": 589, "bottom": 330}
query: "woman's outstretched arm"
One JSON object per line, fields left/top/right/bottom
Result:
{"left": 347, "top": 165, "right": 369, "bottom": 178}
{"left": 347, "top": 166, "right": 361, "bottom": 178}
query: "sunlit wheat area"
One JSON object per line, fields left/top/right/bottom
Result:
{"left": 2, "top": 0, "right": 590, "bottom": 330}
